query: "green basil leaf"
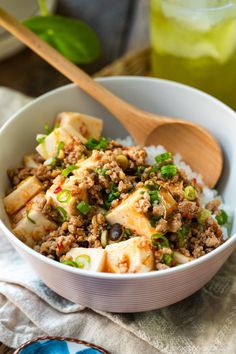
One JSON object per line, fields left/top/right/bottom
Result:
{"left": 23, "top": 15, "right": 101, "bottom": 64}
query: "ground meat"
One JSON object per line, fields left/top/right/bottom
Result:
{"left": 87, "top": 213, "right": 106, "bottom": 248}
{"left": 192, "top": 245, "right": 205, "bottom": 258}
{"left": 124, "top": 147, "right": 147, "bottom": 166}
{"left": 177, "top": 168, "right": 189, "bottom": 184}
{"left": 205, "top": 198, "right": 221, "bottom": 212}
{"left": 33, "top": 153, "right": 44, "bottom": 164}
{"left": 6, "top": 132, "right": 226, "bottom": 268}
{"left": 205, "top": 234, "right": 221, "bottom": 248}
{"left": 68, "top": 215, "right": 85, "bottom": 231}
{"left": 189, "top": 217, "right": 223, "bottom": 258}
{"left": 178, "top": 201, "right": 198, "bottom": 217}
{"left": 34, "top": 165, "right": 61, "bottom": 189}
{"left": 154, "top": 247, "right": 172, "bottom": 269}
{"left": 8, "top": 163, "right": 61, "bottom": 191}
{"left": 135, "top": 191, "right": 151, "bottom": 214}
{"left": 8, "top": 167, "right": 32, "bottom": 187}
{"left": 155, "top": 218, "right": 168, "bottom": 233}
{"left": 56, "top": 235, "right": 75, "bottom": 256}
{"left": 153, "top": 203, "right": 165, "bottom": 217}
{"left": 168, "top": 213, "right": 182, "bottom": 232}
{"left": 63, "top": 138, "right": 88, "bottom": 165}
{"left": 42, "top": 203, "right": 59, "bottom": 222}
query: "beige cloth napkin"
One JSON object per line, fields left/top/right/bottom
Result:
{"left": 0, "top": 86, "right": 236, "bottom": 354}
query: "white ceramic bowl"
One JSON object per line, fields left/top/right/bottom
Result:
{"left": 0, "top": 77, "right": 236, "bottom": 313}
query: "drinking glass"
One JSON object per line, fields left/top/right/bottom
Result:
{"left": 150, "top": 0, "right": 236, "bottom": 109}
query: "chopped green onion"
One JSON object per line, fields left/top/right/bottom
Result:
{"left": 124, "top": 228, "right": 132, "bottom": 239}
{"left": 85, "top": 137, "right": 109, "bottom": 150}
{"left": 56, "top": 189, "right": 72, "bottom": 203}
{"left": 198, "top": 209, "right": 211, "bottom": 225}
{"left": 62, "top": 165, "right": 78, "bottom": 177}
{"left": 76, "top": 201, "right": 92, "bottom": 215}
{"left": 56, "top": 141, "right": 65, "bottom": 156}
{"left": 51, "top": 141, "right": 65, "bottom": 167}
{"left": 85, "top": 138, "right": 98, "bottom": 150}
{"left": 62, "top": 259, "right": 78, "bottom": 268}
{"left": 75, "top": 254, "right": 91, "bottom": 269}
{"left": 160, "top": 164, "right": 177, "bottom": 179}
{"left": 104, "top": 184, "right": 120, "bottom": 209}
{"left": 49, "top": 157, "right": 57, "bottom": 167}
{"left": 56, "top": 206, "right": 68, "bottom": 223}
{"left": 216, "top": 209, "right": 228, "bottom": 225}
{"left": 150, "top": 215, "right": 160, "bottom": 227}
{"left": 149, "top": 190, "right": 159, "bottom": 204}
{"left": 101, "top": 229, "right": 108, "bottom": 248}
{"left": 149, "top": 164, "right": 159, "bottom": 174}
{"left": 184, "top": 186, "right": 196, "bottom": 201}
{"left": 145, "top": 183, "right": 159, "bottom": 191}
{"left": 96, "top": 167, "right": 108, "bottom": 176}
{"left": 136, "top": 166, "right": 145, "bottom": 178}
{"left": 151, "top": 233, "right": 169, "bottom": 249}
{"left": 155, "top": 152, "right": 172, "bottom": 164}
{"left": 44, "top": 123, "right": 52, "bottom": 135}
{"left": 177, "top": 224, "right": 190, "bottom": 248}
{"left": 163, "top": 254, "right": 173, "bottom": 267}
{"left": 26, "top": 210, "right": 36, "bottom": 224}
{"left": 54, "top": 123, "right": 60, "bottom": 130}
{"left": 36, "top": 134, "right": 47, "bottom": 144}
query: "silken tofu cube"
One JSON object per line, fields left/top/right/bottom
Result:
{"left": 73, "top": 151, "right": 103, "bottom": 177}
{"left": 11, "top": 192, "right": 46, "bottom": 226}
{"left": 159, "top": 187, "right": 177, "bottom": 215}
{"left": 66, "top": 247, "right": 106, "bottom": 272}
{"left": 106, "top": 237, "right": 154, "bottom": 273}
{"left": 46, "top": 176, "right": 87, "bottom": 217}
{"left": 56, "top": 112, "right": 103, "bottom": 140}
{"left": 173, "top": 251, "right": 193, "bottom": 264}
{"left": 36, "top": 126, "right": 86, "bottom": 160}
{"left": 23, "top": 154, "right": 40, "bottom": 168}
{"left": 13, "top": 209, "right": 57, "bottom": 248}
{"left": 4, "top": 176, "right": 42, "bottom": 215}
{"left": 106, "top": 188, "right": 156, "bottom": 238}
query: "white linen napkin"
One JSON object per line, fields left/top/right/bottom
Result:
{"left": 0, "top": 86, "right": 236, "bottom": 354}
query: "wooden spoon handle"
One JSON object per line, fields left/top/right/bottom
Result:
{"left": 0, "top": 7, "right": 161, "bottom": 135}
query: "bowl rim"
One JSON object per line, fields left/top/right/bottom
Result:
{"left": 0, "top": 76, "right": 236, "bottom": 280}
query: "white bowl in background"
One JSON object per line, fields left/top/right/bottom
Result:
{"left": 0, "top": 0, "right": 57, "bottom": 61}
{"left": 0, "top": 77, "right": 235, "bottom": 313}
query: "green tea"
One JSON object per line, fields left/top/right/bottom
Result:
{"left": 150, "top": 0, "right": 236, "bottom": 109}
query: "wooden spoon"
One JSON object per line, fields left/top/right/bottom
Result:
{"left": 0, "top": 7, "right": 222, "bottom": 187}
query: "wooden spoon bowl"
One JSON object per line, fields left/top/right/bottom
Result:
{"left": 146, "top": 121, "right": 222, "bottom": 187}
{"left": 0, "top": 7, "right": 223, "bottom": 187}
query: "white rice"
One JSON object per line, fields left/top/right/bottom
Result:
{"left": 118, "top": 137, "right": 233, "bottom": 240}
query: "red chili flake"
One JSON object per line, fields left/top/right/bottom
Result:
{"left": 183, "top": 213, "right": 193, "bottom": 220}
{"left": 79, "top": 122, "right": 86, "bottom": 135}
{"left": 54, "top": 186, "right": 62, "bottom": 194}
{"left": 57, "top": 242, "right": 63, "bottom": 253}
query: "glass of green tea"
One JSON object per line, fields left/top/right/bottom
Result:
{"left": 150, "top": 0, "right": 236, "bottom": 109}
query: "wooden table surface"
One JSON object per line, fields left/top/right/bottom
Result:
{"left": 0, "top": 0, "right": 148, "bottom": 352}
